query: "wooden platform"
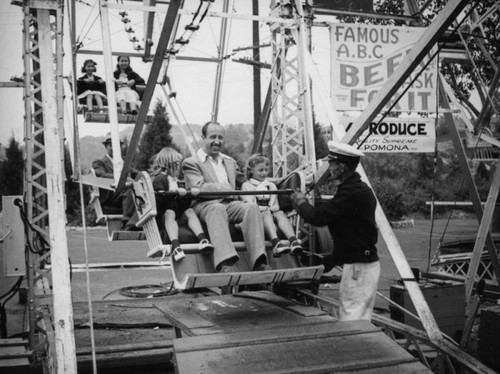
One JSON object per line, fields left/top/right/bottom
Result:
{"left": 0, "top": 339, "right": 31, "bottom": 374}
{"left": 174, "top": 323, "right": 429, "bottom": 373}
{"left": 66, "top": 290, "right": 431, "bottom": 373}
{"left": 158, "top": 292, "right": 431, "bottom": 373}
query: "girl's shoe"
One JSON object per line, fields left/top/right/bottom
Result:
{"left": 290, "top": 240, "right": 303, "bottom": 256}
{"left": 272, "top": 242, "right": 290, "bottom": 257}
{"left": 198, "top": 239, "right": 214, "bottom": 251}
{"left": 172, "top": 245, "right": 185, "bottom": 261}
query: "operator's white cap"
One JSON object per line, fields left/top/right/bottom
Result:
{"left": 327, "top": 141, "right": 364, "bottom": 162}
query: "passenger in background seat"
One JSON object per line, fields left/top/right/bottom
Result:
{"left": 241, "top": 154, "right": 303, "bottom": 258}
{"left": 77, "top": 59, "right": 107, "bottom": 112}
{"left": 113, "top": 56, "right": 145, "bottom": 114}
{"left": 92, "top": 134, "right": 139, "bottom": 231}
{"left": 150, "top": 147, "right": 214, "bottom": 262}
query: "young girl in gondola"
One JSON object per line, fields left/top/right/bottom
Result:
{"left": 77, "top": 59, "right": 107, "bottom": 112}
{"left": 241, "top": 153, "right": 303, "bottom": 257}
{"left": 113, "top": 55, "right": 145, "bottom": 114}
{"left": 150, "top": 147, "right": 213, "bottom": 261}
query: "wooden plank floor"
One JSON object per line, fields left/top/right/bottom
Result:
{"left": 0, "top": 338, "right": 31, "bottom": 374}
{"left": 72, "top": 297, "right": 178, "bottom": 372}
{"left": 71, "top": 291, "right": 431, "bottom": 373}
{"left": 174, "top": 322, "right": 430, "bottom": 374}
{"left": 152, "top": 291, "right": 431, "bottom": 373}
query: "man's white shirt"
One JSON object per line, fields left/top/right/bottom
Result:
{"left": 197, "top": 149, "right": 229, "bottom": 184}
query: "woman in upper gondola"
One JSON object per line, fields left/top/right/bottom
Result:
{"left": 77, "top": 59, "right": 107, "bottom": 112}
{"left": 113, "top": 55, "right": 145, "bottom": 114}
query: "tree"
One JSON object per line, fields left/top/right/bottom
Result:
{"left": 222, "top": 124, "right": 253, "bottom": 169}
{"left": 430, "top": 0, "right": 500, "bottom": 125}
{"left": 134, "top": 100, "right": 179, "bottom": 171}
{"left": 0, "top": 137, "right": 24, "bottom": 209}
{"left": 313, "top": 122, "right": 329, "bottom": 159}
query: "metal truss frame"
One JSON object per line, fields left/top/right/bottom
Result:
{"left": 269, "top": 0, "right": 316, "bottom": 179}
{"left": 22, "top": 1, "right": 77, "bottom": 371}
{"left": 430, "top": 3, "right": 500, "bottom": 305}
{"left": 433, "top": 252, "right": 496, "bottom": 282}
{"left": 22, "top": 1, "right": 52, "bottom": 360}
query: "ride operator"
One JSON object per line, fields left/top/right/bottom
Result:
{"left": 291, "top": 141, "right": 380, "bottom": 321}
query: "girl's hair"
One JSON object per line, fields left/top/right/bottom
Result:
{"left": 246, "top": 153, "right": 270, "bottom": 179}
{"left": 115, "top": 56, "right": 132, "bottom": 74}
{"left": 81, "top": 59, "right": 97, "bottom": 73}
{"left": 151, "top": 147, "right": 182, "bottom": 176}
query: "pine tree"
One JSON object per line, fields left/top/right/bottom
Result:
{"left": 134, "top": 100, "right": 179, "bottom": 171}
{"left": 0, "top": 137, "right": 24, "bottom": 202}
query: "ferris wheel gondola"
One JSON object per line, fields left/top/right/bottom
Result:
{"left": 68, "top": 0, "right": 328, "bottom": 292}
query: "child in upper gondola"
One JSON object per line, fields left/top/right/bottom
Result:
{"left": 113, "top": 55, "right": 145, "bottom": 114}
{"left": 150, "top": 147, "right": 214, "bottom": 261}
{"left": 77, "top": 59, "right": 107, "bottom": 112}
{"left": 241, "top": 153, "right": 303, "bottom": 258}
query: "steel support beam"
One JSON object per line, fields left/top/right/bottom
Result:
{"left": 38, "top": 8, "right": 77, "bottom": 372}
{"left": 99, "top": 0, "right": 124, "bottom": 182}
{"left": 211, "top": 0, "right": 231, "bottom": 122}
{"left": 143, "top": 0, "right": 157, "bottom": 59}
{"left": 118, "top": 0, "right": 182, "bottom": 190}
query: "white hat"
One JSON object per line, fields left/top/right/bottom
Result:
{"left": 327, "top": 141, "right": 364, "bottom": 162}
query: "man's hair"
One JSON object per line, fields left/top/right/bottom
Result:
{"left": 201, "top": 121, "right": 222, "bottom": 137}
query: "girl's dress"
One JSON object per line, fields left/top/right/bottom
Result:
{"left": 241, "top": 178, "right": 280, "bottom": 212}
{"left": 113, "top": 70, "right": 145, "bottom": 106}
{"left": 152, "top": 173, "right": 191, "bottom": 223}
{"left": 76, "top": 74, "right": 107, "bottom": 105}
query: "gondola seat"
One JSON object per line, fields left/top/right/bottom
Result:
{"left": 132, "top": 171, "right": 324, "bottom": 290}
{"left": 87, "top": 169, "right": 146, "bottom": 241}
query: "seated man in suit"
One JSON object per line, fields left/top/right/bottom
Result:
{"left": 92, "top": 134, "right": 139, "bottom": 230}
{"left": 182, "top": 121, "right": 269, "bottom": 273}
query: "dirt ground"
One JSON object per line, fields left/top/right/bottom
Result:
{"left": 0, "top": 218, "right": 481, "bottom": 341}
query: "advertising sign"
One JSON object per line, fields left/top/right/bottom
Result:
{"left": 330, "top": 23, "right": 437, "bottom": 112}
{"left": 338, "top": 117, "right": 436, "bottom": 153}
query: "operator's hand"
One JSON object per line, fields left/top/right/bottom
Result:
{"left": 190, "top": 187, "right": 200, "bottom": 197}
{"left": 291, "top": 190, "right": 307, "bottom": 207}
{"left": 177, "top": 187, "right": 187, "bottom": 197}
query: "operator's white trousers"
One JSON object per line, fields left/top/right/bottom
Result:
{"left": 339, "top": 261, "right": 380, "bottom": 322}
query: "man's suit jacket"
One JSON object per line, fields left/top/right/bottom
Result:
{"left": 182, "top": 152, "right": 242, "bottom": 209}
{"left": 92, "top": 155, "right": 114, "bottom": 203}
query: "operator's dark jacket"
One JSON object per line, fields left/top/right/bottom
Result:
{"left": 295, "top": 172, "right": 379, "bottom": 265}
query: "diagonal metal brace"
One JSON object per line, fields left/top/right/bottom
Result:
{"left": 117, "top": 0, "right": 182, "bottom": 191}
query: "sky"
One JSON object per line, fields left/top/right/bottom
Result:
{"left": 0, "top": 2, "right": 24, "bottom": 144}
{"left": 0, "top": 0, "right": 332, "bottom": 146}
